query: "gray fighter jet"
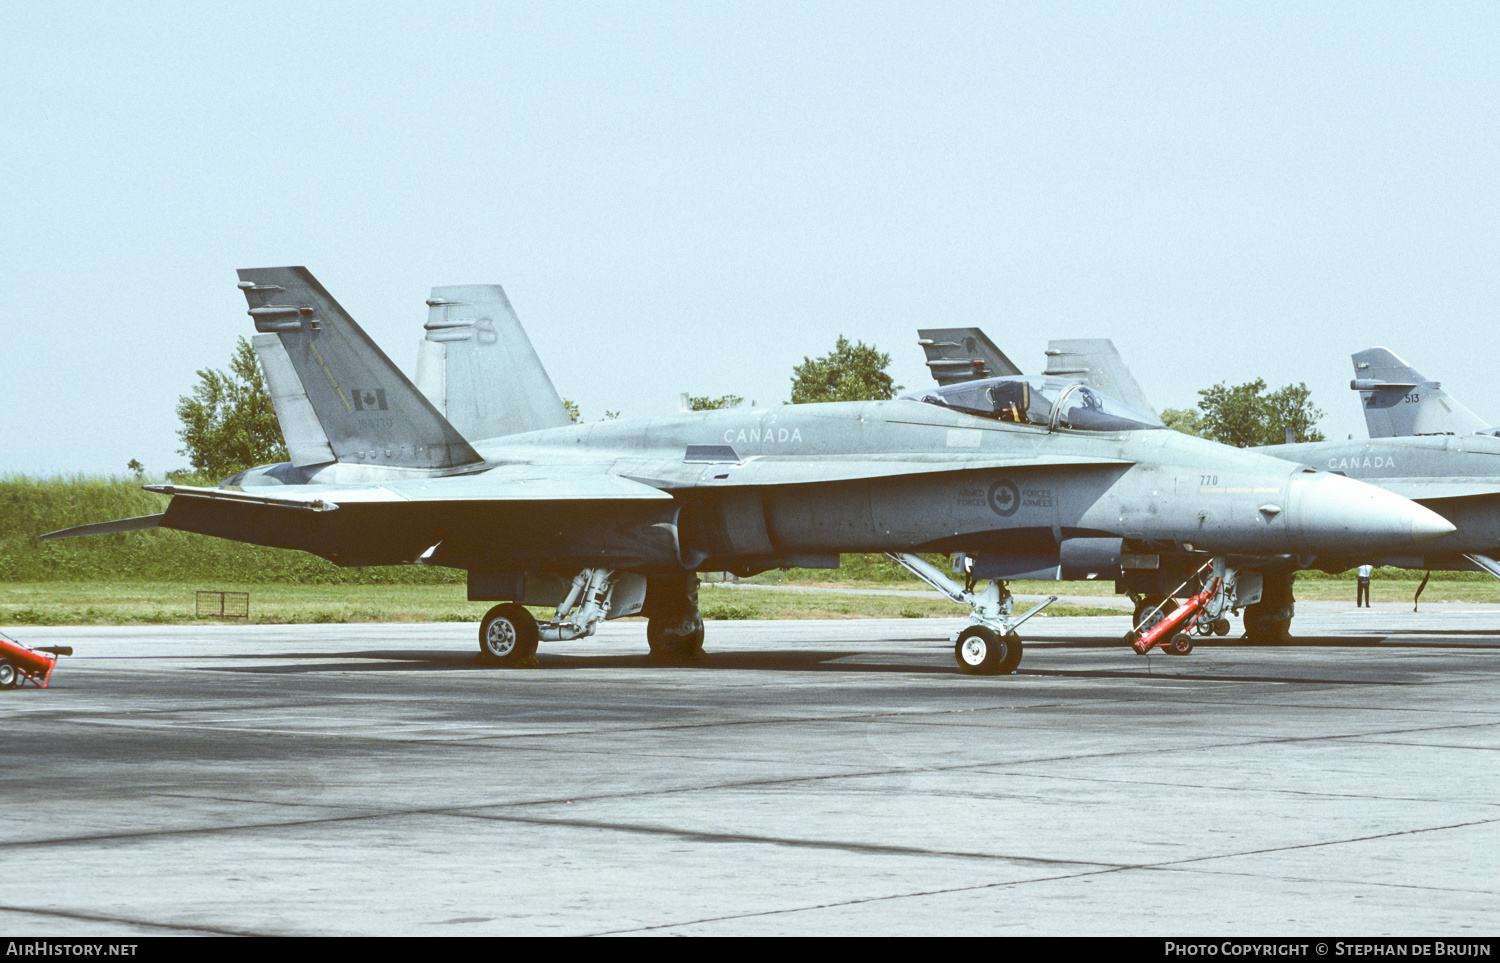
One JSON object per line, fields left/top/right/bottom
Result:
{"left": 918, "top": 332, "right": 1500, "bottom": 636}
{"left": 44, "top": 269, "right": 1454, "bottom": 675}
{"left": 1257, "top": 347, "right": 1500, "bottom": 582}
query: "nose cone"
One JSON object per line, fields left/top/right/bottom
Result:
{"left": 1288, "top": 473, "right": 1455, "bottom": 552}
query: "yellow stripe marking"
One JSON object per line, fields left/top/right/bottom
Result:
{"left": 310, "top": 343, "right": 352, "bottom": 413}
{"left": 1199, "top": 487, "right": 1281, "bottom": 494}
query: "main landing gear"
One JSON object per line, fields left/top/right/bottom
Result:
{"left": 643, "top": 574, "right": 705, "bottom": 662}
{"left": 887, "top": 553, "right": 1056, "bottom": 676}
{"left": 1125, "top": 560, "right": 1263, "bottom": 656}
{"left": 1242, "top": 571, "right": 1294, "bottom": 643}
{"left": 478, "top": 568, "right": 621, "bottom": 665}
{"left": 476, "top": 570, "right": 708, "bottom": 665}
{"left": 479, "top": 602, "right": 540, "bottom": 664}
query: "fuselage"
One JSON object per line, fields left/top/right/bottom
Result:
{"left": 1262, "top": 433, "right": 1500, "bottom": 562}
{"left": 223, "top": 399, "right": 1450, "bottom": 574}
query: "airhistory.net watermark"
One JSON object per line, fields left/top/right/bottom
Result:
{"left": 6, "top": 945, "right": 138, "bottom": 957}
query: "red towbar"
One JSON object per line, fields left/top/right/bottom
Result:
{"left": 1127, "top": 577, "right": 1223, "bottom": 657}
{"left": 0, "top": 631, "right": 71, "bottom": 689}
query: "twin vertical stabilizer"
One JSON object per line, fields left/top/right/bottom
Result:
{"left": 413, "top": 284, "right": 573, "bottom": 442}
{"left": 239, "top": 267, "right": 482, "bottom": 471}
{"left": 1351, "top": 347, "right": 1489, "bottom": 438}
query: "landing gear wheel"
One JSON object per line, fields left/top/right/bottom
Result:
{"left": 647, "top": 616, "right": 704, "bottom": 662}
{"left": 1243, "top": 601, "right": 1293, "bottom": 643}
{"left": 1168, "top": 632, "right": 1193, "bottom": 656}
{"left": 956, "top": 626, "right": 1020, "bottom": 675}
{"left": 478, "top": 603, "right": 540, "bottom": 664}
{"left": 0, "top": 661, "right": 16, "bottom": 688}
{"left": 956, "top": 626, "right": 1000, "bottom": 675}
{"left": 996, "top": 632, "right": 1024, "bottom": 674}
{"left": 1133, "top": 596, "right": 1178, "bottom": 635}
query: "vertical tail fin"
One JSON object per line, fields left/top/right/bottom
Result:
{"left": 1350, "top": 347, "right": 1488, "bottom": 437}
{"left": 238, "top": 267, "right": 482, "bottom": 470}
{"left": 916, "top": 328, "right": 1022, "bottom": 386}
{"left": 1043, "top": 338, "right": 1160, "bottom": 423}
{"left": 412, "top": 284, "right": 573, "bottom": 441}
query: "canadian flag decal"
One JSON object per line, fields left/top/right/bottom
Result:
{"left": 352, "top": 388, "right": 388, "bottom": 411}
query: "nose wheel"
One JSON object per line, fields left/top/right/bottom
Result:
{"left": 955, "top": 626, "right": 1024, "bottom": 676}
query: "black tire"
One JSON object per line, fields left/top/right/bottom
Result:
{"left": 1243, "top": 601, "right": 1293, "bottom": 643}
{"left": 478, "top": 603, "right": 540, "bottom": 664}
{"left": 996, "top": 632, "right": 1024, "bottom": 674}
{"left": 1244, "top": 572, "right": 1295, "bottom": 643}
{"left": 647, "top": 615, "right": 705, "bottom": 662}
{"left": 1169, "top": 632, "right": 1193, "bottom": 656}
{"left": 1133, "top": 596, "right": 1178, "bottom": 634}
{"left": 1212, "top": 618, "right": 1230, "bottom": 637}
{"left": 955, "top": 626, "right": 1006, "bottom": 675}
{"left": 0, "top": 661, "right": 16, "bottom": 688}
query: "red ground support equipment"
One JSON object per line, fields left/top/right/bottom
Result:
{"left": 0, "top": 631, "right": 70, "bottom": 689}
{"left": 1127, "top": 577, "right": 1223, "bottom": 657}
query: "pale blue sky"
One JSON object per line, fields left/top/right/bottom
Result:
{"left": 3, "top": 2, "right": 1497, "bottom": 475}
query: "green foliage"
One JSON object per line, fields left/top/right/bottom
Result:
{"left": 1171, "top": 379, "right": 1326, "bottom": 448}
{"left": 562, "top": 399, "right": 620, "bottom": 422}
{"left": 176, "top": 338, "right": 288, "bottom": 479}
{"left": 789, "top": 336, "right": 902, "bottom": 404}
{"left": 689, "top": 394, "right": 745, "bottom": 411}
{"left": 780, "top": 552, "right": 948, "bottom": 583}
{"left": 1159, "top": 407, "right": 1207, "bottom": 438}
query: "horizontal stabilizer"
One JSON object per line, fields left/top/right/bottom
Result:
{"left": 1351, "top": 347, "right": 1488, "bottom": 438}
{"left": 917, "top": 328, "right": 1022, "bottom": 386}
{"left": 40, "top": 513, "right": 164, "bottom": 541}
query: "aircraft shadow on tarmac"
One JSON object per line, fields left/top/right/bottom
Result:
{"left": 190, "top": 642, "right": 1445, "bottom": 685}
{"left": 204, "top": 649, "right": 951, "bottom": 675}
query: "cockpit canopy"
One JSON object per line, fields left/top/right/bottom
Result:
{"left": 902, "top": 376, "right": 1165, "bottom": 432}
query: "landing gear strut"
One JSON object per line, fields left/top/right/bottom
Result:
{"left": 476, "top": 568, "right": 625, "bottom": 665}
{"left": 887, "top": 553, "right": 1056, "bottom": 676}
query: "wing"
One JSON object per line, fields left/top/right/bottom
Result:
{"left": 116, "top": 473, "right": 677, "bottom": 570}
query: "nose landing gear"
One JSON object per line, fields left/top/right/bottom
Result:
{"left": 886, "top": 553, "right": 1055, "bottom": 675}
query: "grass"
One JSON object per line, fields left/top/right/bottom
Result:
{"left": 2, "top": 558, "right": 1495, "bottom": 628}
{"left": 0, "top": 580, "right": 1130, "bottom": 626}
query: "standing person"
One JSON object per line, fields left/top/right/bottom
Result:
{"left": 1357, "top": 564, "right": 1373, "bottom": 607}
